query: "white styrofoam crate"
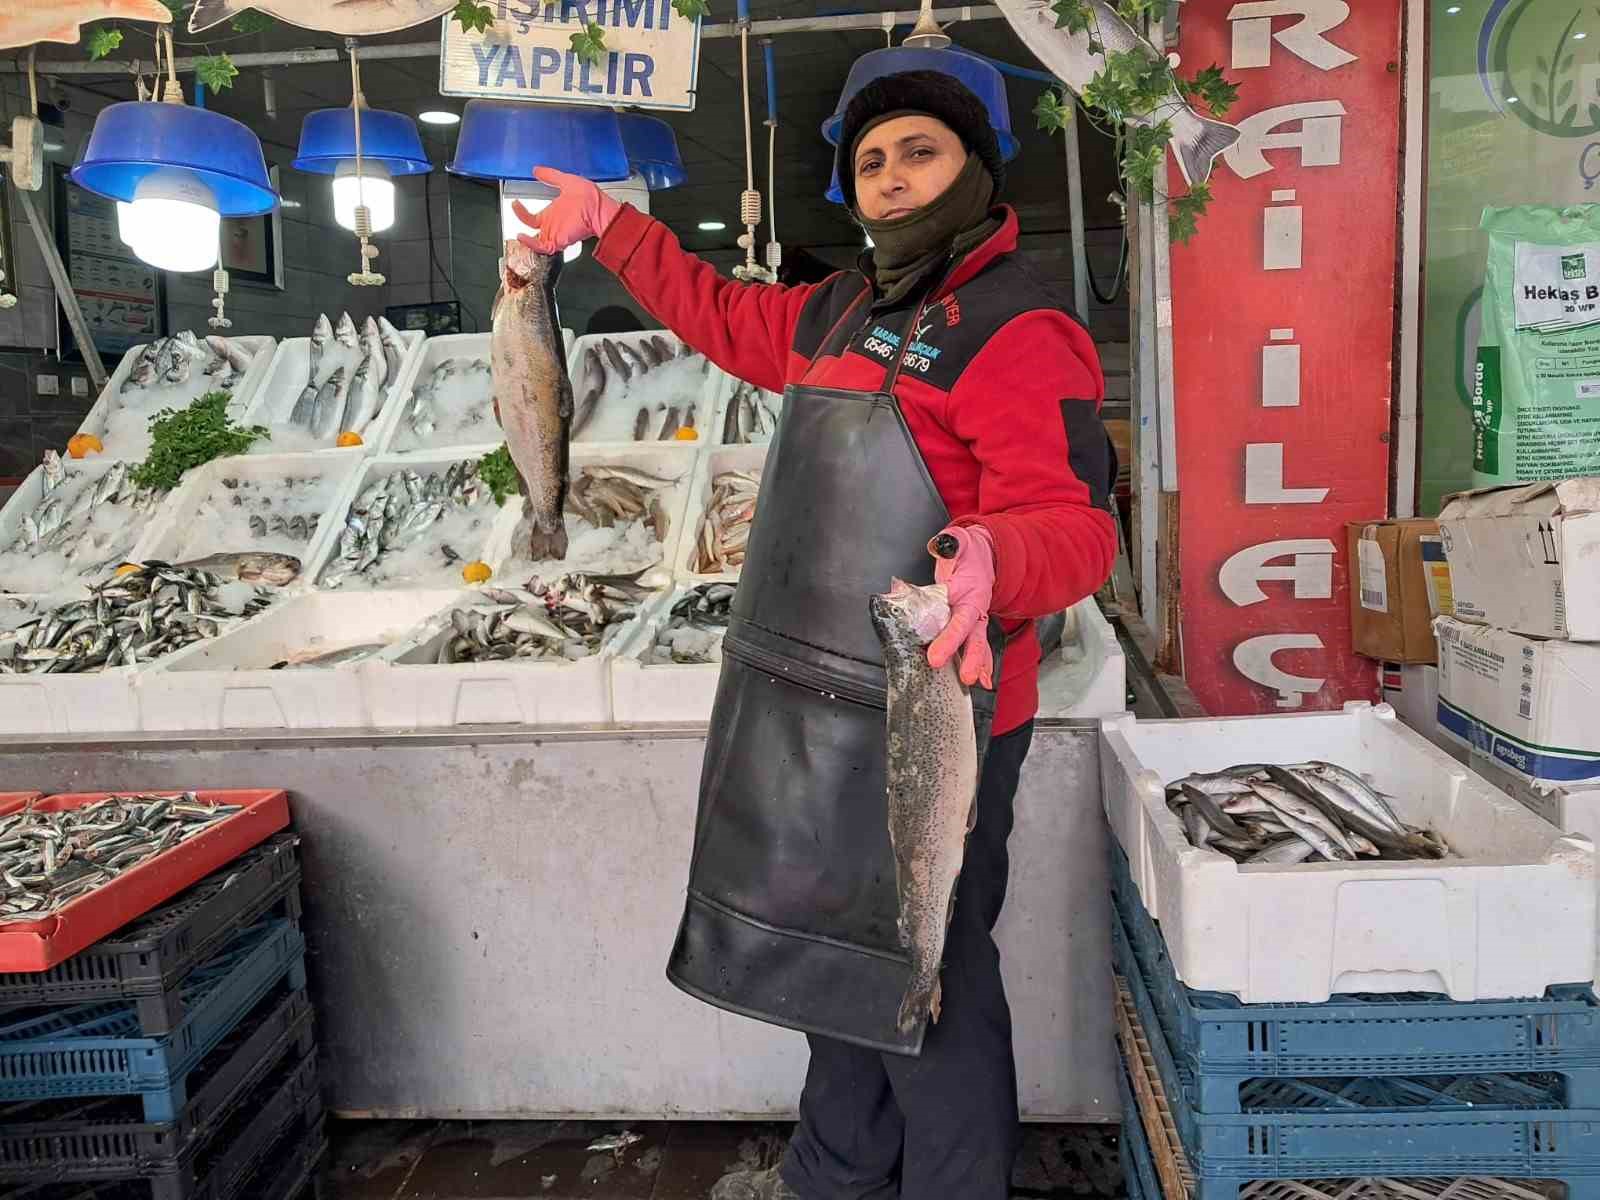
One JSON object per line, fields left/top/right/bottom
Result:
{"left": 301, "top": 449, "right": 509, "bottom": 592}
{"left": 0, "top": 667, "right": 141, "bottom": 735}
{"left": 709, "top": 380, "right": 782, "bottom": 446}
{"left": 1035, "top": 598, "right": 1127, "bottom": 720}
{"left": 137, "top": 589, "right": 462, "bottom": 731}
{"left": 485, "top": 444, "right": 695, "bottom": 592}
{"left": 240, "top": 326, "right": 425, "bottom": 454}
{"left": 0, "top": 457, "right": 168, "bottom": 599}
{"left": 132, "top": 451, "right": 365, "bottom": 577}
{"left": 366, "top": 587, "right": 660, "bottom": 728}
{"left": 1100, "top": 701, "right": 1596, "bottom": 1002}
{"left": 567, "top": 330, "right": 732, "bottom": 448}
{"left": 370, "top": 333, "right": 496, "bottom": 455}
{"left": 76, "top": 335, "right": 277, "bottom": 463}
{"left": 674, "top": 443, "right": 767, "bottom": 584}
{"left": 610, "top": 583, "right": 732, "bottom": 724}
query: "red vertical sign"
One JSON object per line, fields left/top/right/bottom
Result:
{"left": 1169, "top": 0, "right": 1401, "bottom": 714}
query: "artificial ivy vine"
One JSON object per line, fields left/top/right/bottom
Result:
{"left": 1032, "top": 0, "right": 1238, "bottom": 243}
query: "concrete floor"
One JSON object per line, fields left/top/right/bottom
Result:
{"left": 322, "top": 1119, "right": 1126, "bottom": 1199}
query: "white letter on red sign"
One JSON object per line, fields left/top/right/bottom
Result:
{"left": 1223, "top": 101, "right": 1346, "bottom": 180}
{"left": 1233, "top": 633, "right": 1326, "bottom": 708}
{"left": 1244, "top": 443, "right": 1329, "bottom": 504}
{"left": 1227, "top": 0, "right": 1357, "bottom": 71}
{"left": 1218, "top": 539, "right": 1335, "bottom": 606}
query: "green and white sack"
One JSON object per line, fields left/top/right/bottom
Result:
{"left": 1474, "top": 205, "right": 1600, "bottom": 486}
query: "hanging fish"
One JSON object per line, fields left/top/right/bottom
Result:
{"left": 362, "top": 317, "right": 389, "bottom": 391}
{"left": 991, "top": 0, "right": 1241, "bottom": 187}
{"left": 308, "top": 313, "right": 331, "bottom": 391}
{"left": 311, "top": 365, "right": 348, "bottom": 439}
{"left": 186, "top": 0, "right": 455, "bottom": 37}
{"left": 334, "top": 312, "right": 359, "bottom": 350}
{"left": 0, "top": 0, "right": 171, "bottom": 51}
{"left": 377, "top": 315, "right": 407, "bottom": 381}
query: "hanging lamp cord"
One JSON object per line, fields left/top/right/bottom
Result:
{"left": 346, "top": 38, "right": 382, "bottom": 284}
{"left": 734, "top": 8, "right": 764, "bottom": 280}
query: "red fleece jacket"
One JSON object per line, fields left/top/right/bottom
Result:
{"left": 595, "top": 204, "right": 1116, "bottom": 733}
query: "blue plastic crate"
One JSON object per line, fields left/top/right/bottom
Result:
{"left": 0, "top": 920, "right": 304, "bottom": 1120}
{"left": 1110, "top": 844, "right": 1600, "bottom": 1113}
{"left": 1117, "top": 949, "right": 1600, "bottom": 1195}
{"left": 1120, "top": 1049, "right": 1165, "bottom": 1200}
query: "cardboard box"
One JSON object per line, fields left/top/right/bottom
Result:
{"left": 1435, "top": 616, "right": 1600, "bottom": 788}
{"left": 1438, "top": 478, "right": 1600, "bottom": 641}
{"left": 1347, "top": 520, "right": 1441, "bottom": 663}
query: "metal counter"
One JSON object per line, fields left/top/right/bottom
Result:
{"left": 0, "top": 721, "right": 1114, "bottom": 1122}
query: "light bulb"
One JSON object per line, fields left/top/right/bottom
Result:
{"left": 119, "top": 170, "right": 220, "bottom": 273}
{"left": 333, "top": 160, "right": 396, "bottom": 233}
{"left": 499, "top": 194, "right": 581, "bottom": 262}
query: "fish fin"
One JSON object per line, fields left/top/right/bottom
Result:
{"left": 186, "top": 0, "right": 239, "bottom": 33}
{"left": 1172, "top": 112, "right": 1242, "bottom": 188}
{"left": 896, "top": 981, "right": 934, "bottom": 1035}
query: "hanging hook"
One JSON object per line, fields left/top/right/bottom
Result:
{"left": 345, "top": 38, "right": 384, "bottom": 286}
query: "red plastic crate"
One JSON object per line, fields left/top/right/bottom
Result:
{"left": 0, "top": 789, "right": 290, "bottom": 972}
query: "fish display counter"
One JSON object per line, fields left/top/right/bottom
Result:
{"left": 0, "top": 315, "right": 1129, "bottom": 1121}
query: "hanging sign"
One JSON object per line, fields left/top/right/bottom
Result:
{"left": 1167, "top": 0, "right": 1403, "bottom": 714}
{"left": 440, "top": 0, "right": 701, "bottom": 112}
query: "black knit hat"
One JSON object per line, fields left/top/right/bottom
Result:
{"left": 834, "top": 69, "right": 1004, "bottom": 212}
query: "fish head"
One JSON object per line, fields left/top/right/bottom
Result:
{"left": 240, "top": 553, "right": 302, "bottom": 586}
{"left": 869, "top": 578, "right": 950, "bottom": 646}
{"left": 312, "top": 314, "right": 332, "bottom": 341}
{"left": 502, "top": 239, "right": 555, "bottom": 290}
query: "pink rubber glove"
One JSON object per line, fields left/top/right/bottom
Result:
{"left": 926, "top": 525, "right": 997, "bottom": 689}
{"left": 511, "top": 166, "right": 623, "bottom": 255}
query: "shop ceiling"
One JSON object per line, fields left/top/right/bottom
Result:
{"left": 18, "top": 2, "right": 1121, "bottom": 256}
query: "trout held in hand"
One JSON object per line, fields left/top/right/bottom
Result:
{"left": 870, "top": 578, "right": 980, "bottom": 1035}
{"left": 493, "top": 240, "right": 572, "bottom": 562}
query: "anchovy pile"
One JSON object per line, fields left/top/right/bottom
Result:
{"left": 0, "top": 794, "right": 243, "bottom": 919}
{"left": 0, "top": 564, "right": 274, "bottom": 674}
{"left": 121, "top": 331, "right": 257, "bottom": 393}
{"left": 639, "top": 583, "right": 734, "bottom": 665}
{"left": 690, "top": 469, "right": 760, "bottom": 573}
{"left": 287, "top": 312, "right": 405, "bottom": 439}
{"left": 321, "top": 461, "right": 489, "bottom": 588}
{"left": 404, "top": 356, "right": 492, "bottom": 444}
{"left": 1167, "top": 762, "right": 1449, "bottom": 864}
{"left": 565, "top": 465, "right": 677, "bottom": 541}
{"left": 9, "top": 454, "right": 162, "bottom": 561}
{"left": 721, "top": 382, "right": 779, "bottom": 445}
{"left": 570, "top": 334, "right": 710, "bottom": 441}
{"left": 433, "top": 574, "right": 650, "bottom": 664}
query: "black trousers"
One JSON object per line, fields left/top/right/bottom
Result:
{"left": 780, "top": 721, "right": 1035, "bottom": 1200}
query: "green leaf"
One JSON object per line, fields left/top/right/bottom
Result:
{"left": 1033, "top": 88, "right": 1073, "bottom": 133}
{"left": 86, "top": 26, "right": 123, "bottom": 60}
{"left": 671, "top": 0, "right": 710, "bottom": 16}
{"left": 1531, "top": 81, "right": 1549, "bottom": 108}
{"left": 1169, "top": 180, "right": 1212, "bottom": 245}
{"left": 1589, "top": 101, "right": 1600, "bottom": 125}
{"left": 1050, "top": 0, "right": 1094, "bottom": 33}
{"left": 194, "top": 54, "right": 238, "bottom": 91}
{"left": 477, "top": 444, "right": 522, "bottom": 506}
{"left": 1564, "top": 104, "right": 1580, "bottom": 126}
{"left": 570, "top": 21, "right": 607, "bottom": 66}
{"left": 1182, "top": 64, "right": 1240, "bottom": 117}
{"left": 1562, "top": 54, "right": 1577, "bottom": 72}
{"left": 452, "top": 0, "right": 495, "bottom": 34}
{"left": 129, "top": 391, "right": 270, "bottom": 492}
{"left": 1560, "top": 79, "right": 1575, "bottom": 106}
{"left": 229, "top": 8, "right": 273, "bottom": 33}
{"left": 1537, "top": 55, "right": 1551, "bottom": 74}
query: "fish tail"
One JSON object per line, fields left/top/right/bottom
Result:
{"left": 526, "top": 518, "right": 569, "bottom": 563}
{"left": 186, "top": 0, "right": 237, "bottom": 33}
{"left": 1171, "top": 108, "right": 1242, "bottom": 188}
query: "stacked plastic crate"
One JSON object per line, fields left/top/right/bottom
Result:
{"left": 1103, "top": 706, "right": 1600, "bottom": 1200}
{"left": 0, "top": 830, "right": 321, "bottom": 1200}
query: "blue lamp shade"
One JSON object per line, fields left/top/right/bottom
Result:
{"left": 821, "top": 47, "right": 1020, "bottom": 158}
{"left": 291, "top": 108, "right": 432, "bottom": 176}
{"left": 69, "top": 102, "right": 276, "bottom": 216}
{"left": 618, "top": 114, "right": 686, "bottom": 191}
{"left": 448, "top": 100, "right": 631, "bottom": 183}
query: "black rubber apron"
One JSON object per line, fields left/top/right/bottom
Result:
{"left": 666, "top": 284, "right": 1003, "bottom": 1056}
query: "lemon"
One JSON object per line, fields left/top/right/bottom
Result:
{"left": 462, "top": 560, "right": 492, "bottom": 584}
